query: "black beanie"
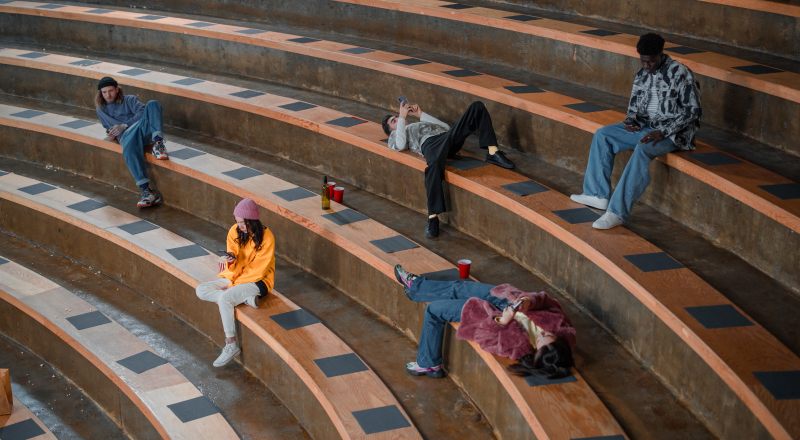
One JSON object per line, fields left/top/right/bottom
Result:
{"left": 97, "top": 77, "right": 118, "bottom": 90}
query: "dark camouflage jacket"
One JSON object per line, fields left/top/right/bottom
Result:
{"left": 627, "top": 55, "right": 702, "bottom": 150}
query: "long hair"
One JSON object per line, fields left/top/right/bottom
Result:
{"left": 507, "top": 339, "right": 574, "bottom": 379}
{"left": 95, "top": 86, "right": 125, "bottom": 109}
{"left": 235, "top": 219, "right": 268, "bottom": 251}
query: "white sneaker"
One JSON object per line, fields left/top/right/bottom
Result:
{"left": 592, "top": 212, "right": 624, "bottom": 230}
{"left": 245, "top": 295, "right": 260, "bottom": 309}
{"left": 213, "top": 343, "right": 241, "bottom": 367}
{"left": 570, "top": 194, "right": 609, "bottom": 210}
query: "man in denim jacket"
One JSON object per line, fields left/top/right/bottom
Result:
{"left": 571, "top": 33, "right": 702, "bottom": 229}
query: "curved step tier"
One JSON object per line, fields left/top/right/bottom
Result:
{"left": 0, "top": 256, "right": 240, "bottom": 440}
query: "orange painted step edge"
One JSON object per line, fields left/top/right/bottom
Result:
{"left": 0, "top": 117, "right": 627, "bottom": 440}
{"left": 699, "top": 0, "right": 800, "bottom": 18}
{"left": 0, "top": 285, "right": 172, "bottom": 440}
{"left": 331, "top": 0, "right": 800, "bottom": 104}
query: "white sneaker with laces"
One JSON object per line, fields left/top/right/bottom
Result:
{"left": 570, "top": 194, "right": 609, "bottom": 210}
{"left": 592, "top": 212, "right": 624, "bottom": 230}
{"left": 213, "top": 342, "right": 241, "bottom": 367}
{"left": 245, "top": 295, "right": 260, "bottom": 309}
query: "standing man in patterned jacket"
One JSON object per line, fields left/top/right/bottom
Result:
{"left": 570, "top": 33, "right": 702, "bottom": 229}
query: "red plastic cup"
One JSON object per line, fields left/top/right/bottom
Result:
{"left": 333, "top": 186, "right": 344, "bottom": 203}
{"left": 218, "top": 256, "right": 228, "bottom": 274}
{"left": 327, "top": 182, "right": 336, "bottom": 198}
{"left": 458, "top": 259, "right": 471, "bottom": 279}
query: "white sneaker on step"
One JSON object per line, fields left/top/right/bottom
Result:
{"left": 570, "top": 194, "right": 609, "bottom": 210}
{"left": 213, "top": 343, "right": 241, "bottom": 367}
{"left": 592, "top": 212, "right": 624, "bottom": 230}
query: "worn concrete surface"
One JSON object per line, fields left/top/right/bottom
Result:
{"left": 0, "top": 334, "right": 128, "bottom": 440}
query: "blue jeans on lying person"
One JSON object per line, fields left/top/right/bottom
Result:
{"left": 120, "top": 100, "right": 164, "bottom": 187}
{"left": 582, "top": 122, "right": 678, "bottom": 222}
{"left": 407, "top": 277, "right": 508, "bottom": 368}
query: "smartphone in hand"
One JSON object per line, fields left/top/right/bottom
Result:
{"left": 397, "top": 95, "right": 408, "bottom": 107}
{"left": 509, "top": 298, "right": 523, "bottom": 312}
{"left": 217, "top": 250, "right": 234, "bottom": 259}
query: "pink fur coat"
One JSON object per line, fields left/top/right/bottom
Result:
{"left": 455, "top": 284, "right": 577, "bottom": 360}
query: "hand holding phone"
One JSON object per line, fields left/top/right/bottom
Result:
{"left": 510, "top": 298, "right": 523, "bottom": 312}
{"left": 397, "top": 95, "right": 408, "bottom": 107}
{"left": 217, "top": 250, "right": 235, "bottom": 262}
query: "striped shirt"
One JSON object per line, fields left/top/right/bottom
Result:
{"left": 647, "top": 78, "right": 660, "bottom": 118}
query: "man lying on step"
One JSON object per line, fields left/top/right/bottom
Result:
{"left": 95, "top": 76, "right": 169, "bottom": 208}
{"left": 381, "top": 100, "right": 515, "bottom": 238}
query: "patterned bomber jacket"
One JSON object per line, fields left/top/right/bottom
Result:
{"left": 627, "top": 55, "right": 702, "bottom": 151}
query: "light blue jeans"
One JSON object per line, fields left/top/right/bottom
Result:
{"left": 120, "top": 101, "right": 164, "bottom": 186}
{"left": 582, "top": 122, "right": 677, "bottom": 221}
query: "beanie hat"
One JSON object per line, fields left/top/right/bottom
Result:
{"left": 233, "top": 198, "right": 259, "bottom": 220}
{"left": 97, "top": 76, "right": 118, "bottom": 90}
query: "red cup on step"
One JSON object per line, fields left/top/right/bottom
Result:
{"left": 458, "top": 259, "right": 471, "bottom": 279}
{"left": 328, "top": 182, "right": 336, "bottom": 198}
{"left": 333, "top": 187, "right": 344, "bottom": 203}
{"left": 217, "top": 256, "right": 228, "bottom": 274}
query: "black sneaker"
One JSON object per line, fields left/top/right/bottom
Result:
{"left": 137, "top": 187, "right": 162, "bottom": 208}
{"left": 425, "top": 216, "right": 439, "bottom": 238}
{"left": 394, "top": 265, "right": 419, "bottom": 290}
{"left": 486, "top": 150, "right": 515, "bottom": 169}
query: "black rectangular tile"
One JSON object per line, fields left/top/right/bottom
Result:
{"left": 369, "top": 236, "right": 419, "bottom": 254}
{"left": 118, "top": 68, "right": 149, "bottom": 76}
{"left": 446, "top": 156, "right": 488, "bottom": 171}
{"left": 392, "top": 58, "right": 431, "bottom": 66}
{"left": 137, "top": 15, "right": 165, "bottom": 20}
{"left": 380, "top": 138, "right": 389, "bottom": 143}
{"left": 420, "top": 268, "right": 473, "bottom": 282}
{"left": 326, "top": 117, "right": 367, "bottom": 128}
{"left": 579, "top": 29, "right": 620, "bottom": 37}
{"left": 18, "top": 52, "right": 48, "bottom": 59}
{"left": 167, "top": 148, "right": 206, "bottom": 160}
{"left": 18, "top": 183, "right": 56, "bottom": 195}
{"left": 288, "top": 37, "right": 321, "bottom": 44}
{"left": 623, "top": 252, "right": 684, "bottom": 272}
{"left": 687, "top": 152, "right": 743, "bottom": 166}
{"left": 571, "top": 436, "right": 626, "bottom": 440}
{"left": 67, "top": 199, "right": 106, "bottom": 213}
{"left": 236, "top": 28, "right": 267, "bottom": 34}
{"left": 221, "top": 166, "right": 264, "bottom": 180}
{"left": 733, "top": 65, "right": 783, "bottom": 75}
{"left": 11, "top": 110, "right": 46, "bottom": 119}
{"left": 0, "top": 257, "right": 9, "bottom": 265}
{"left": 117, "top": 350, "right": 169, "bottom": 374}
{"left": 273, "top": 187, "right": 316, "bottom": 202}
{"left": 504, "top": 85, "right": 544, "bottom": 94}
{"left": 685, "top": 304, "right": 754, "bottom": 329}
{"left": 86, "top": 9, "right": 115, "bottom": 14}
{"left": 441, "top": 3, "right": 473, "bottom": 9}
{"left": 321, "top": 209, "right": 368, "bottom": 226}
{"left": 230, "top": 89, "right": 266, "bottom": 99}
{"left": 340, "top": 47, "right": 375, "bottom": 54}
{"left": 752, "top": 370, "right": 800, "bottom": 400}
{"left": 524, "top": 372, "right": 578, "bottom": 387}
{"left": 758, "top": 183, "right": 800, "bottom": 200}
{"left": 117, "top": 220, "right": 159, "bottom": 235}
{"left": 664, "top": 46, "right": 706, "bottom": 55}
{"left": 186, "top": 21, "right": 215, "bottom": 27}
{"left": 60, "top": 119, "right": 96, "bottom": 130}
{"left": 166, "top": 244, "right": 209, "bottom": 261}
{"left": 0, "top": 171, "right": 8, "bottom": 177}
{"left": 66, "top": 310, "right": 112, "bottom": 330}
{"left": 0, "top": 418, "right": 46, "bottom": 440}
{"left": 442, "top": 69, "right": 481, "bottom": 78}
{"left": 172, "top": 77, "right": 205, "bottom": 86}
{"left": 279, "top": 101, "right": 318, "bottom": 112}
{"left": 564, "top": 102, "right": 610, "bottom": 113}
{"left": 167, "top": 396, "right": 221, "bottom": 423}
{"left": 270, "top": 309, "right": 321, "bottom": 331}
{"left": 352, "top": 405, "right": 411, "bottom": 435}
{"left": 552, "top": 208, "right": 601, "bottom": 224}
{"left": 314, "top": 353, "right": 369, "bottom": 378}
{"left": 69, "top": 59, "right": 101, "bottom": 67}
{"left": 501, "top": 180, "right": 549, "bottom": 197}
{"left": 505, "top": 14, "right": 541, "bottom": 21}
{"left": 38, "top": 4, "right": 67, "bottom": 9}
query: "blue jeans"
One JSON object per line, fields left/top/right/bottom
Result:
{"left": 582, "top": 122, "right": 678, "bottom": 221}
{"left": 120, "top": 101, "right": 164, "bottom": 186}
{"left": 408, "top": 278, "right": 508, "bottom": 368}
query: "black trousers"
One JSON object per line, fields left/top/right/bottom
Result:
{"left": 421, "top": 101, "right": 498, "bottom": 215}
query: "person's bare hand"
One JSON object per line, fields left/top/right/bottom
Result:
{"left": 220, "top": 284, "right": 230, "bottom": 291}
{"left": 639, "top": 130, "right": 665, "bottom": 146}
{"left": 108, "top": 124, "right": 125, "bottom": 138}
{"left": 223, "top": 253, "right": 236, "bottom": 263}
{"left": 623, "top": 120, "right": 640, "bottom": 132}
{"left": 409, "top": 104, "right": 422, "bottom": 117}
{"left": 499, "top": 306, "right": 515, "bottom": 325}
{"left": 399, "top": 102, "right": 410, "bottom": 120}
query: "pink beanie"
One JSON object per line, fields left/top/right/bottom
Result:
{"left": 233, "top": 198, "right": 259, "bottom": 220}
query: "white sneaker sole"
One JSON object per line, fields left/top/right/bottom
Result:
{"left": 570, "top": 195, "right": 609, "bottom": 210}
{"left": 213, "top": 347, "right": 241, "bottom": 367}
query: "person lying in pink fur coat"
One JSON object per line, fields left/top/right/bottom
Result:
{"left": 394, "top": 264, "right": 576, "bottom": 379}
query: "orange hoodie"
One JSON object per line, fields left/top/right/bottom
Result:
{"left": 218, "top": 224, "right": 275, "bottom": 291}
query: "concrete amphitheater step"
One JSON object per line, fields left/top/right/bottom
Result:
{"left": 1, "top": 335, "right": 125, "bottom": 440}
{"left": 28, "top": 0, "right": 800, "bottom": 153}
{"left": 0, "top": 16, "right": 798, "bottom": 296}
{"left": 1, "top": 395, "right": 58, "bottom": 440}
{"left": 0, "top": 116, "right": 717, "bottom": 439}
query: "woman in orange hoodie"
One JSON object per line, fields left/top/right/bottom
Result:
{"left": 196, "top": 198, "right": 275, "bottom": 367}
